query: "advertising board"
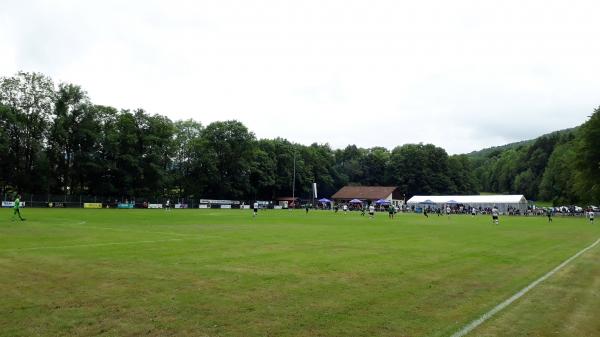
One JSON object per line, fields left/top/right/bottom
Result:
{"left": 2, "top": 201, "right": 25, "bottom": 208}
{"left": 199, "top": 199, "right": 240, "bottom": 205}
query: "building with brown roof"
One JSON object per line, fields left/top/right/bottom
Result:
{"left": 331, "top": 186, "right": 404, "bottom": 205}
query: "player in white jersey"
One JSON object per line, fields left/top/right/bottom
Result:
{"left": 253, "top": 202, "right": 259, "bottom": 217}
{"left": 492, "top": 206, "right": 499, "bottom": 225}
{"left": 368, "top": 204, "right": 375, "bottom": 218}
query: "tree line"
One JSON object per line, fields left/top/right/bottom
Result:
{"left": 471, "top": 108, "right": 600, "bottom": 205}
{"left": 0, "top": 72, "right": 598, "bottom": 204}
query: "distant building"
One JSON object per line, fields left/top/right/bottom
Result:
{"left": 331, "top": 186, "right": 404, "bottom": 206}
{"left": 275, "top": 197, "right": 299, "bottom": 208}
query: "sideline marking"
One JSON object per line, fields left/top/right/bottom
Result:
{"left": 450, "top": 237, "right": 600, "bottom": 337}
{"left": 1, "top": 238, "right": 183, "bottom": 252}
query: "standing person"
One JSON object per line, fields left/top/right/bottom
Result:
{"left": 12, "top": 194, "right": 25, "bottom": 221}
{"left": 253, "top": 201, "right": 259, "bottom": 217}
{"left": 368, "top": 204, "right": 375, "bottom": 218}
{"left": 165, "top": 199, "right": 171, "bottom": 211}
{"left": 589, "top": 210, "right": 595, "bottom": 223}
{"left": 388, "top": 204, "right": 395, "bottom": 219}
{"left": 360, "top": 206, "right": 365, "bottom": 216}
{"left": 492, "top": 206, "right": 500, "bottom": 225}
{"left": 342, "top": 204, "right": 348, "bottom": 214}
{"left": 305, "top": 203, "right": 309, "bottom": 214}
{"left": 547, "top": 209, "right": 553, "bottom": 222}
{"left": 471, "top": 207, "right": 476, "bottom": 217}
{"left": 423, "top": 207, "right": 429, "bottom": 218}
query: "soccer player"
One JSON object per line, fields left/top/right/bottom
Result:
{"left": 342, "top": 204, "right": 348, "bottom": 214}
{"left": 12, "top": 194, "right": 25, "bottom": 221}
{"left": 423, "top": 208, "right": 429, "bottom": 218}
{"left": 360, "top": 206, "right": 365, "bottom": 216}
{"left": 388, "top": 204, "right": 395, "bottom": 219}
{"left": 165, "top": 199, "right": 171, "bottom": 211}
{"left": 368, "top": 204, "right": 375, "bottom": 218}
{"left": 547, "top": 209, "right": 553, "bottom": 222}
{"left": 471, "top": 207, "right": 476, "bottom": 217}
{"left": 253, "top": 201, "right": 259, "bottom": 217}
{"left": 589, "top": 210, "right": 595, "bottom": 223}
{"left": 492, "top": 206, "right": 499, "bottom": 225}
{"left": 305, "top": 204, "right": 309, "bottom": 214}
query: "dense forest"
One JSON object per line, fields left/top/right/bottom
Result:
{"left": 470, "top": 121, "right": 599, "bottom": 204}
{"left": 1, "top": 72, "right": 599, "bottom": 204}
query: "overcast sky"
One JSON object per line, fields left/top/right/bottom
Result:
{"left": 1, "top": 0, "right": 599, "bottom": 154}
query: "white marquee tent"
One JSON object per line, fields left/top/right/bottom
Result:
{"left": 407, "top": 195, "right": 528, "bottom": 213}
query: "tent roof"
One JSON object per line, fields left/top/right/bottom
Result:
{"left": 332, "top": 186, "right": 398, "bottom": 200}
{"left": 407, "top": 195, "right": 527, "bottom": 204}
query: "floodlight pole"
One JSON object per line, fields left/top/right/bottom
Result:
{"left": 292, "top": 151, "right": 296, "bottom": 209}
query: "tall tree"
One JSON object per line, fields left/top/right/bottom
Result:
{"left": 172, "top": 119, "right": 204, "bottom": 197}
{"left": 574, "top": 107, "right": 600, "bottom": 203}
{"left": 48, "top": 83, "right": 102, "bottom": 194}
{"left": 539, "top": 139, "right": 578, "bottom": 204}
{"left": 333, "top": 145, "right": 364, "bottom": 185}
{"left": 361, "top": 147, "right": 390, "bottom": 186}
{"left": 198, "top": 120, "right": 256, "bottom": 199}
{"left": 388, "top": 143, "right": 452, "bottom": 197}
{"left": 133, "top": 110, "right": 175, "bottom": 197}
{"left": 255, "top": 138, "right": 297, "bottom": 199}
{"left": 0, "top": 72, "right": 55, "bottom": 193}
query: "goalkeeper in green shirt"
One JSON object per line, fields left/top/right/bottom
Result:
{"left": 12, "top": 194, "right": 25, "bottom": 221}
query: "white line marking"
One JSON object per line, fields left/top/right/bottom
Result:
{"left": 450, "top": 237, "right": 600, "bottom": 337}
{"left": 0, "top": 238, "right": 183, "bottom": 252}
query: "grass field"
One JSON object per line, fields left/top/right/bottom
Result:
{"left": 1, "top": 209, "right": 599, "bottom": 337}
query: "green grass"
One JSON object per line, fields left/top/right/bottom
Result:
{"left": 1, "top": 209, "right": 599, "bottom": 337}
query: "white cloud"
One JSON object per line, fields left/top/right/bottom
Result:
{"left": 1, "top": 0, "right": 599, "bottom": 154}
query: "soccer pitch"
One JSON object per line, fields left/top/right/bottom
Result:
{"left": 1, "top": 209, "right": 599, "bottom": 337}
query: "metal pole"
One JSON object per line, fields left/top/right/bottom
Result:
{"left": 292, "top": 151, "right": 296, "bottom": 209}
